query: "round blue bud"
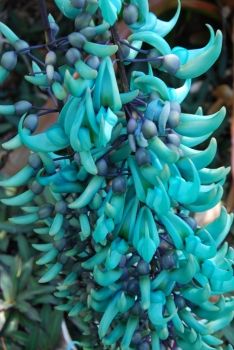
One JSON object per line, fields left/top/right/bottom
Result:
{"left": 65, "top": 48, "right": 81, "bottom": 65}
{"left": 68, "top": 32, "right": 87, "bottom": 49}
{"left": 24, "top": 114, "right": 38, "bottom": 132}
{"left": 15, "top": 101, "right": 32, "bottom": 115}
{"left": 1, "top": 51, "right": 17, "bottom": 71}
{"left": 162, "top": 54, "right": 180, "bottom": 75}
{"left": 71, "top": 0, "right": 86, "bottom": 8}
{"left": 123, "top": 4, "right": 139, "bottom": 25}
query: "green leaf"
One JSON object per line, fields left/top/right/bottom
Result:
{"left": 16, "top": 301, "right": 41, "bottom": 322}
{"left": 0, "top": 268, "right": 15, "bottom": 302}
{"left": 18, "top": 258, "right": 33, "bottom": 291}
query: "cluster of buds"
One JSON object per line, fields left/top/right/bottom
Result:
{"left": 0, "top": 0, "right": 233, "bottom": 349}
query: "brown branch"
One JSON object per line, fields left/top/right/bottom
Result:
{"left": 38, "top": 0, "right": 53, "bottom": 44}
{"left": 0, "top": 337, "right": 7, "bottom": 350}
{"left": 227, "top": 16, "right": 234, "bottom": 212}
{"left": 110, "top": 25, "right": 129, "bottom": 93}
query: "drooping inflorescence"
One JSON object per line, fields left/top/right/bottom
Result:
{"left": 0, "top": 0, "right": 233, "bottom": 349}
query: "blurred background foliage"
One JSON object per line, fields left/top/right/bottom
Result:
{"left": 0, "top": 0, "right": 233, "bottom": 349}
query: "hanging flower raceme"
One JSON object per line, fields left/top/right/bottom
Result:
{"left": 0, "top": 0, "right": 233, "bottom": 349}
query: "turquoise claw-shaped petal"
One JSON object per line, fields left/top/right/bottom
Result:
{"left": 121, "top": 316, "right": 139, "bottom": 349}
{"left": 0, "top": 104, "right": 15, "bottom": 115}
{"left": 0, "top": 165, "right": 34, "bottom": 187}
{"left": 36, "top": 248, "right": 58, "bottom": 265}
{"left": 69, "top": 176, "right": 104, "bottom": 209}
{"left": 19, "top": 116, "right": 69, "bottom": 152}
{"left": 64, "top": 70, "right": 94, "bottom": 97}
{"left": 205, "top": 207, "right": 234, "bottom": 247}
{"left": 84, "top": 41, "right": 118, "bottom": 57}
{"left": 54, "top": 0, "right": 81, "bottom": 19}
{"left": 103, "top": 324, "right": 125, "bottom": 346}
{"left": 133, "top": 74, "right": 170, "bottom": 100}
{"left": 169, "top": 158, "right": 200, "bottom": 205}
{"left": 74, "top": 59, "right": 98, "bottom": 80}
{"left": 2, "top": 134, "right": 22, "bottom": 150}
{"left": 128, "top": 31, "right": 171, "bottom": 56}
{"left": 155, "top": 0, "right": 181, "bottom": 37}
{"left": 98, "top": 292, "right": 120, "bottom": 338}
{"left": 168, "top": 79, "right": 191, "bottom": 103}
{"left": 39, "top": 262, "right": 63, "bottom": 283}
{"left": 97, "top": 107, "right": 118, "bottom": 147}
{"left": 172, "top": 25, "right": 215, "bottom": 65}
{"left": 175, "top": 28, "right": 222, "bottom": 79}
{"left": 166, "top": 296, "right": 185, "bottom": 333}
{"left": 93, "top": 57, "right": 122, "bottom": 111}
{"left": 176, "top": 107, "right": 226, "bottom": 137}
{"left": 99, "top": 0, "right": 121, "bottom": 25}
{"left": 1, "top": 189, "right": 34, "bottom": 206}
{"left": 25, "top": 74, "right": 49, "bottom": 87}
{"left": 186, "top": 185, "right": 223, "bottom": 212}
{"left": 81, "top": 247, "right": 108, "bottom": 270}
{"left": 9, "top": 213, "right": 38, "bottom": 225}
{"left": 0, "top": 21, "right": 19, "bottom": 43}
{"left": 181, "top": 138, "right": 217, "bottom": 170}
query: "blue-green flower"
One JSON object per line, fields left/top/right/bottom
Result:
{"left": 0, "top": 0, "right": 233, "bottom": 349}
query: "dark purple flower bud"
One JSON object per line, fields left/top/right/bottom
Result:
{"left": 179, "top": 213, "right": 197, "bottom": 231}
{"left": 15, "top": 101, "right": 32, "bottom": 116}
{"left": 28, "top": 153, "right": 42, "bottom": 169}
{"left": 162, "top": 54, "right": 180, "bottom": 75}
{"left": 161, "top": 252, "right": 177, "bottom": 269}
{"left": 65, "top": 48, "right": 81, "bottom": 65}
{"left": 127, "top": 118, "right": 138, "bottom": 134}
{"left": 96, "top": 158, "right": 108, "bottom": 176}
{"left": 80, "top": 27, "right": 96, "bottom": 40}
{"left": 174, "top": 295, "right": 186, "bottom": 310}
{"left": 112, "top": 176, "right": 127, "bottom": 194}
{"left": 55, "top": 200, "right": 68, "bottom": 214}
{"left": 135, "top": 148, "right": 151, "bottom": 167}
{"left": 38, "top": 204, "right": 54, "bottom": 219}
{"left": 68, "top": 32, "right": 87, "bottom": 49}
{"left": 167, "top": 110, "right": 180, "bottom": 129}
{"left": 86, "top": 55, "right": 100, "bottom": 70}
{"left": 54, "top": 238, "right": 66, "bottom": 251}
{"left": 123, "top": 4, "right": 139, "bottom": 25}
{"left": 31, "top": 181, "right": 43, "bottom": 194}
{"left": 127, "top": 279, "right": 139, "bottom": 294}
{"left": 45, "top": 51, "right": 57, "bottom": 65}
{"left": 71, "top": 0, "right": 86, "bottom": 8}
{"left": 139, "top": 342, "right": 150, "bottom": 350}
{"left": 24, "top": 114, "right": 38, "bottom": 132}
{"left": 132, "top": 332, "right": 142, "bottom": 345}
{"left": 1, "top": 51, "right": 17, "bottom": 71}
{"left": 137, "top": 260, "right": 150, "bottom": 275}
{"left": 74, "top": 13, "right": 92, "bottom": 30}
{"left": 141, "top": 119, "right": 157, "bottom": 139}
{"left": 167, "top": 133, "right": 181, "bottom": 147}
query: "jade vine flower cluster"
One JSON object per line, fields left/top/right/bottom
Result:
{"left": 0, "top": 0, "right": 233, "bottom": 349}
